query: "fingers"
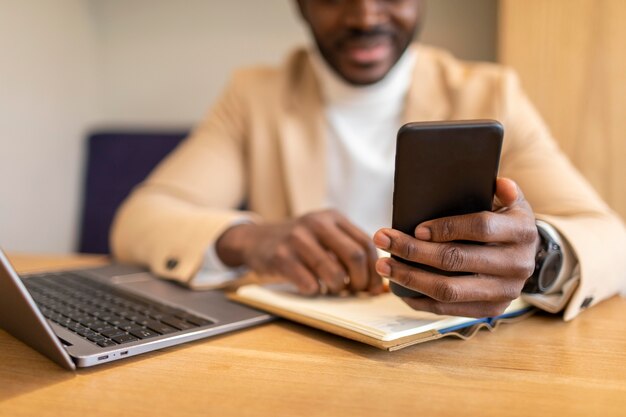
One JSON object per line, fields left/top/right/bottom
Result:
{"left": 413, "top": 178, "right": 536, "bottom": 245}
{"left": 415, "top": 211, "right": 539, "bottom": 244}
{"left": 411, "top": 179, "right": 536, "bottom": 246}
{"left": 271, "top": 209, "right": 381, "bottom": 295}
{"left": 375, "top": 228, "right": 535, "bottom": 277}
{"left": 494, "top": 177, "right": 521, "bottom": 209}
{"left": 335, "top": 217, "right": 384, "bottom": 293}
{"left": 288, "top": 226, "right": 348, "bottom": 294}
{"left": 376, "top": 256, "right": 518, "bottom": 318}
{"left": 316, "top": 223, "right": 371, "bottom": 292}
{"left": 269, "top": 245, "right": 319, "bottom": 296}
{"left": 375, "top": 257, "right": 524, "bottom": 304}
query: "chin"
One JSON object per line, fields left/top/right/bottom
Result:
{"left": 343, "top": 70, "right": 391, "bottom": 86}
{"left": 339, "top": 62, "right": 393, "bottom": 86}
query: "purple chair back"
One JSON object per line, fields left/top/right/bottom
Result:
{"left": 78, "top": 130, "right": 188, "bottom": 254}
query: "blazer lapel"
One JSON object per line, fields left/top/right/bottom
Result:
{"left": 277, "top": 50, "right": 327, "bottom": 216}
{"left": 402, "top": 45, "right": 452, "bottom": 124}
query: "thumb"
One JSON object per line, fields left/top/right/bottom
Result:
{"left": 494, "top": 177, "right": 522, "bottom": 210}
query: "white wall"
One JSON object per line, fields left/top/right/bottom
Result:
{"left": 92, "top": 0, "right": 498, "bottom": 126}
{"left": 0, "top": 0, "right": 496, "bottom": 254}
{"left": 90, "top": 0, "right": 309, "bottom": 125}
{"left": 0, "top": 0, "right": 99, "bottom": 253}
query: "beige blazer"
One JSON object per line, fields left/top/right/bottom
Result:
{"left": 110, "top": 45, "right": 626, "bottom": 321}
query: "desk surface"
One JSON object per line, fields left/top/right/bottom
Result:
{"left": 2, "top": 254, "right": 626, "bottom": 417}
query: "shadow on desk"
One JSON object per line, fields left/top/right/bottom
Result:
{"left": 262, "top": 311, "right": 580, "bottom": 373}
{"left": 0, "top": 322, "right": 266, "bottom": 402}
{"left": 0, "top": 329, "right": 75, "bottom": 401}
{"left": 268, "top": 316, "right": 529, "bottom": 362}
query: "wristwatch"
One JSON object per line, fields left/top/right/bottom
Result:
{"left": 523, "top": 220, "right": 573, "bottom": 295}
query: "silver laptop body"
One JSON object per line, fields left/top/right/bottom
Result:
{"left": 0, "top": 249, "right": 272, "bottom": 370}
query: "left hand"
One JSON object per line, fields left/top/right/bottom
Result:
{"left": 373, "top": 178, "right": 540, "bottom": 318}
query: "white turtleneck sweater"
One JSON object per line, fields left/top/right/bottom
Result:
{"left": 309, "top": 47, "right": 416, "bottom": 236}
{"left": 193, "top": 47, "right": 417, "bottom": 286}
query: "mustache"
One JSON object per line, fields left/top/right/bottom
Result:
{"left": 337, "top": 27, "right": 396, "bottom": 44}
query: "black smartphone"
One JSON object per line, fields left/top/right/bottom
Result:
{"left": 390, "top": 120, "right": 504, "bottom": 298}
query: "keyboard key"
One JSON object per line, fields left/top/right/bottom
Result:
{"left": 129, "top": 328, "right": 160, "bottom": 339}
{"left": 66, "top": 311, "right": 84, "bottom": 321}
{"left": 98, "top": 326, "right": 118, "bottom": 335}
{"left": 111, "top": 308, "right": 131, "bottom": 317}
{"left": 97, "top": 339, "right": 118, "bottom": 347}
{"left": 105, "top": 314, "right": 126, "bottom": 326}
{"left": 75, "top": 326, "right": 91, "bottom": 337}
{"left": 101, "top": 328, "right": 127, "bottom": 339}
{"left": 46, "top": 312, "right": 63, "bottom": 322}
{"left": 146, "top": 310, "right": 165, "bottom": 320}
{"left": 145, "top": 320, "right": 177, "bottom": 335}
{"left": 86, "top": 334, "right": 106, "bottom": 343}
{"left": 111, "top": 334, "right": 139, "bottom": 344}
{"left": 113, "top": 320, "right": 134, "bottom": 330}
{"left": 74, "top": 314, "right": 94, "bottom": 324}
{"left": 160, "top": 317, "right": 194, "bottom": 331}
{"left": 98, "top": 312, "right": 115, "bottom": 322}
{"left": 53, "top": 316, "right": 72, "bottom": 326}
{"left": 181, "top": 315, "right": 214, "bottom": 327}
{"left": 83, "top": 329, "right": 100, "bottom": 339}
{"left": 67, "top": 321, "right": 83, "bottom": 331}
{"left": 56, "top": 305, "right": 74, "bottom": 316}
{"left": 133, "top": 315, "right": 152, "bottom": 326}
{"left": 88, "top": 321, "right": 110, "bottom": 332}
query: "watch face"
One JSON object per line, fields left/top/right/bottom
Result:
{"left": 538, "top": 251, "right": 563, "bottom": 292}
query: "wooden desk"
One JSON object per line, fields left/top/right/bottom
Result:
{"left": 2, "top": 255, "right": 625, "bottom": 417}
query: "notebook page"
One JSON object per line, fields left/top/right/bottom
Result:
{"left": 236, "top": 285, "right": 479, "bottom": 341}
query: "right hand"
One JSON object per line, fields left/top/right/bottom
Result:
{"left": 216, "top": 209, "right": 383, "bottom": 296}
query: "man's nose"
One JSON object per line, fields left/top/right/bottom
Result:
{"left": 344, "top": 0, "right": 387, "bottom": 30}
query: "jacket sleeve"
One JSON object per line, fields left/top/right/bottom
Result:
{"left": 497, "top": 69, "right": 626, "bottom": 320}
{"left": 110, "top": 73, "right": 259, "bottom": 284}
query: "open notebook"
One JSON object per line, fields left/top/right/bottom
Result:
{"left": 231, "top": 284, "right": 534, "bottom": 351}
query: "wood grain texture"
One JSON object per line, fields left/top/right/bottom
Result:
{"left": 1, "top": 255, "right": 626, "bottom": 417}
{"left": 499, "top": 0, "right": 626, "bottom": 220}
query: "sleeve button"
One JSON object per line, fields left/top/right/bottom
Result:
{"left": 580, "top": 296, "right": 593, "bottom": 309}
{"left": 166, "top": 258, "right": 179, "bottom": 270}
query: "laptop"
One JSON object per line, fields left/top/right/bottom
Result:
{"left": 0, "top": 249, "right": 273, "bottom": 370}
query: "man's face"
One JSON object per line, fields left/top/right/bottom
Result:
{"left": 297, "top": 0, "right": 423, "bottom": 85}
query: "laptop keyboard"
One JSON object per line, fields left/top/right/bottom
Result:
{"left": 22, "top": 272, "right": 214, "bottom": 348}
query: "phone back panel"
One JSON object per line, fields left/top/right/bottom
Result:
{"left": 390, "top": 120, "right": 503, "bottom": 297}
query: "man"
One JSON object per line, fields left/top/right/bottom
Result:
{"left": 111, "top": 0, "right": 626, "bottom": 320}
